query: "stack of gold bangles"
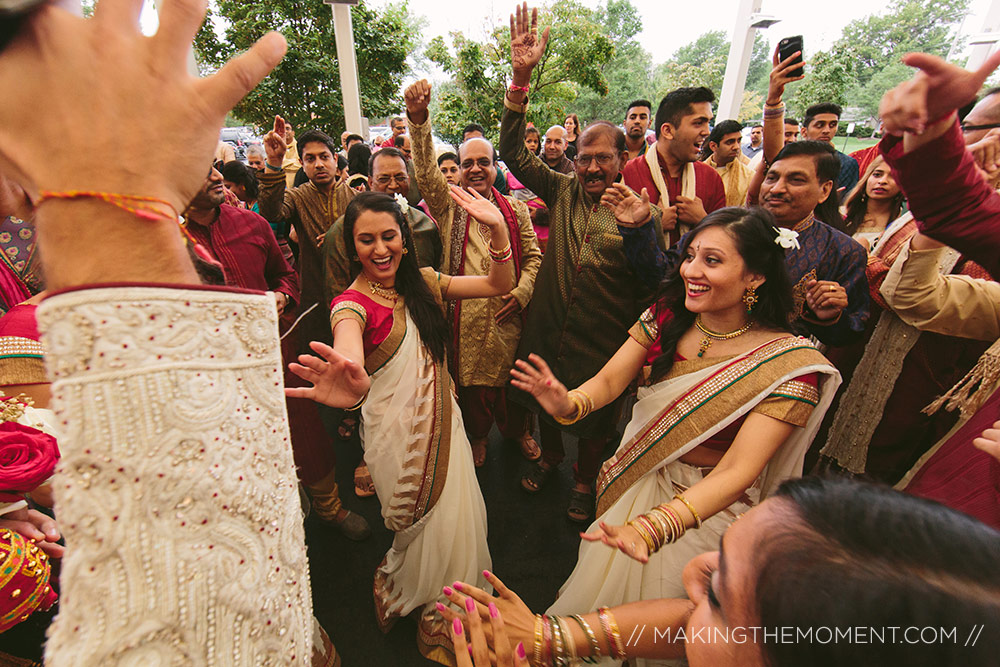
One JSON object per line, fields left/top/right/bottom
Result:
{"left": 553, "top": 388, "right": 594, "bottom": 426}
{"left": 627, "top": 493, "right": 702, "bottom": 554}
{"left": 489, "top": 241, "right": 513, "bottom": 263}
{"left": 531, "top": 609, "right": 620, "bottom": 665}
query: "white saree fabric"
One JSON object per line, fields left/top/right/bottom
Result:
{"left": 361, "top": 312, "right": 492, "bottom": 621}
{"left": 548, "top": 346, "right": 839, "bottom": 667}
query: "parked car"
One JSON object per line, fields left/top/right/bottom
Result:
{"left": 220, "top": 127, "right": 255, "bottom": 160}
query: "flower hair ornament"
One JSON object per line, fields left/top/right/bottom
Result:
{"left": 393, "top": 192, "right": 410, "bottom": 215}
{"left": 773, "top": 226, "right": 801, "bottom": 250}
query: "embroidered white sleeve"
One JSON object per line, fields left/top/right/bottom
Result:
{"left": 38, "top": 287, "right": 312, "bottom": 666}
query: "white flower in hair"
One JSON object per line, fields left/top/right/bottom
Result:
{"left": 773, "top": 226, "right": 801, "bottom": 250}
{"left": 393, "top": 192, "right": 410, "bottom": 215}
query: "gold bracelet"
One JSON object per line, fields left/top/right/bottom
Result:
{"left": 673, "top": 493, "right": 703, "bottom": 528}
{"left": 569, "top": 615, "right": 601, "bottom": 660}
{"left": 558, "top": 616, "right": 578, "bottom": 663}
{"left": 345, "top": 392, "right": 368, "bottom": 412}
{"left": 533, "top": 613, "right": 545, "bottom": 666}
{"left": 553, "top": 390, "right": 584, "bottom": 425}
{"left": 598, "top": 607, "right": 627, "bottom": 660}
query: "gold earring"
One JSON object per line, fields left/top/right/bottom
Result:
{"left": 743, "top": 286, "right": 758, "bottom": 313}
{"left": 402, "top": 248, "right": 409, "bottom": 255}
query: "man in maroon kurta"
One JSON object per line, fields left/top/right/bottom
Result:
{"left": 621, "top": 87, "right": 726, "bottom": 247}
{"left": 878, "top": 60, "right": 1000, "bottom": 528}
{"left": 185, "top": 167, "right": 370, "bottom": 540}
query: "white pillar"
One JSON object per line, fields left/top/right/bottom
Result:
{"left": 967, "top": 0, "right": 1000, "bottom": 71}
{"left": 328, "top": 2, "right": 364, "bottom": 135}
{"left": 718, "top": 0, "right": 763, "bottom": 121}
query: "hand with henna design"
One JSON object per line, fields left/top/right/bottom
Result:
{"left": 509, "top": 2, "right": 550, "bottom": 87}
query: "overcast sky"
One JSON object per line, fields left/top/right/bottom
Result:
{"left": 367, "top": 0, "right": 996, "bottom": 81}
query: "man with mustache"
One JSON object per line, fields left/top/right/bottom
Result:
{"left": 498, "top": 4, "right": 658, "bottom": 522}
{"left": 621, "top": 87, "right": 727, "bottom": 247}
{"left": 618, "top": 140, "right": 869, "bottom": 346}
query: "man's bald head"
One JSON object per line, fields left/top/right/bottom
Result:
{"left": 458, "top": 137, "right": 497, "bottom": 197}
{"left": 543, "top": 125, "right": 568, "bottom": 165}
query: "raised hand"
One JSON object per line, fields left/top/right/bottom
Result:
{"left": 509, "top": 2, "right": 550, "bottom": 77}
{"left": 768, "top": 44, "right": 806, "bottom": 105}
{"left": 601, "top": 183, "right": 652, "bottom": 227}
{"left": 0, "top": 0, "right": 287, "bottom": 212}
{"left": 264, "top": 115, "right": 288, "bottom": 166}
{"left": 879, "top": 51, "right": 1000, "bottom": 136}
{"left": 285, "top": 341, "right": 371, "bottom": 408}
{"left": 449, "top": 185, "right": 504, "bottom": 228}
{"left": 404, "top": 79, "right": 432, "bottom": 125}
{"left": 509, "top": 354, "right": 574, "bottom": 419}
{"left": 581, "top": 520, "right": 650, "bottom": 563}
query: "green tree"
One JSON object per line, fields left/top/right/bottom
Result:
{"left": 572, "top": 0, "right": 654, "bottom": 124}
{"left": 425, "top": 1, "right": 614, "bottom": 143}
{"left": 195, "top": 0, "right": 416, "bottom": 135}
{"left": 653, "top": 30, "right": 769, "bottom": 109}
{"left": 836, "top": 0, "right": 969, "bottom": 88}
{"left": 786, "top": 46, "right": 856, "bottom": 118}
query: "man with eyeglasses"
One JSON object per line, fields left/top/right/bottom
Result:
{"left": 323, "top": 146, "right": 442, "bottom": 298}
{"left": 404, "top": 79, "right": 544, "bottom": 469}
{"left": 498, "top": 5, "right": 659, "bottom": 522}
{"left": 622, "top": 87, "right": 727, "bottom": 247}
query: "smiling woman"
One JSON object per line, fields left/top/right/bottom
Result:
{"left": 287, "top": 190, "right": 515, "bottom": 664}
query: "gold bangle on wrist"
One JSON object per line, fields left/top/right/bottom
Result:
{"left": 674, "top": 493, "right": 703, "bottom": 528}
{"left": 570, "top": 615, "right": 601, "bottom": 661}
{"left": 346, "top": 392, "right": 368, "bottom": 412}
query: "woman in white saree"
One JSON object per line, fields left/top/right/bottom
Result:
{"left": 512, "top": 204, "right": 841, "bottom": 666}
{"left": 288, "top": 190, "right": 515, "bottom": 665}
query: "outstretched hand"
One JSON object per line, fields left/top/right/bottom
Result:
{"left": 264, "top": 115, "right": 289, "bottom": 166}
{"left": 509, "top": 2, "right": 550, "bottom": 77}
{"left": 601, "top": 183, "right": 652, "bottom": 227}
{"left": 879, "top": 51, "right": 1000, "bottom": 136}
{"left": 0, "top": 0, "right": 287, "bottom": 211}
{"left": 449, "top": 185, "right": 504, "bottom": 228}
{"left": 581, "top": 520, "right": 650, "bottom": 563}
{"left": 767, "top": 44, "right": 805, "bottom": 105}
{"left": 509, "top": 354, "right": 574, "bottom": 419}
{"left": 285, "top": 341, "right": 371, "bottom": 408}
{"left": 437, "top": 571, "right": 534, "bottom": 664}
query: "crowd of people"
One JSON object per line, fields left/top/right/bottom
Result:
{"left": 0, "top": 1, "right": 998, "bottom": 666}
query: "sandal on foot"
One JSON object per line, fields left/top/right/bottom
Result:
{"left": 567, "top": 488, "right": 594, "bottom": 523}
{"left": 521, "top": 461, "right": 555, "bottom": 493}
{"left": 517, "top": 433, "right": 541, "bottom": 462}
{"left": 337, "top": 416, "right": 357, "bottom": 440}
{"left": 471, "top": 438, "right": 488, "bottom": 468}
{"left": 353, "top": 463, "right": 376, "bottom": 498}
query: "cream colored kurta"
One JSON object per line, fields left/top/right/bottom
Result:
{"left": 705, "top": 154, "right": 754, "bottom": 207}
{"left": 409, "top": 115, "right": 542, "bottom": 387}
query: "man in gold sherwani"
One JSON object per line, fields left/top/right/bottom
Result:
{"left": 405, "top": 80, "right": 543, "bottom": 467}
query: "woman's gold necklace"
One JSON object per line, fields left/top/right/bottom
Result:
{"left": 366, "top": 278, "right": 397, "bottom": 301}
{"left": 695, "top": 315, "right": 753, "bottom": 358}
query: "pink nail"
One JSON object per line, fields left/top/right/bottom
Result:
{"left": 453, "top": 582, "right": 464, "bottom": 591}
{"left": 516, "top": 642, "right": 526, "bottom": 659}
{"left": 436, "top": 602, "right": 446, "bottom": 613}
{"left": 443, "top": 586, "right": 453, "bottom": 597}
{"left": 483, "top": 569, "right": 492, "bottom": 579}
{"left": 466, "top": 597, "right": 475, "bottom": 613}
{"left": 453, "top": 618, "right": 463, "bottom": 635}
{"left": 489, "top": 602, "right": 499, "bottom": 619}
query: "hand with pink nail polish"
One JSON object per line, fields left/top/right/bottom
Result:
{"left": 509, "top": 353, "right": 574, "bottom": 420}
{"left": 441, "top": 571, "right": 533, "bottom": 666}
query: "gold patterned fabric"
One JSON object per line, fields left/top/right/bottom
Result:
{"left": 499, "top": 106, "right": 657, "bottom": 437}
{"left": 410, "top": 116, "right": 542, "bottom": 388}
{"left": 258, "top": 171, "right": 356, "bottom": 346}
{"left": 705, "top": 154, "right": 754, "bottom": 207}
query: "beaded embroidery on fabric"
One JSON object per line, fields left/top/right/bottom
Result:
{"left": 38, "top": 287, "right": 312, "bottom": 665}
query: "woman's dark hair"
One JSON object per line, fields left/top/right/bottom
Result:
{"left": 649, "top": 207, "right": 794, "bottom": 382}
{"left": 343, "top": 192, "right": 449, "bottom": 363}
{"left": 754, "top": 476, "right": 1000, "bottom": 667}
{"left": 564, "top": 113, "right": 581, "bottom": 139}
{"left": 220, "top": 160, "right": 258, "bottom": 201}
{"left": 841, "top": 155, "right": 905, "bottom": 237}
{"left": 348, "top": 143, "right": 372, "bottom": 177}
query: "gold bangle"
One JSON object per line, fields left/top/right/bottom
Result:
{"left": 673, "top": 493, "right": 702, "bottom": 528}
{"left": 533, "top": 613, "right": 545, "bottom": 666}
{"left": 628, "top": 518, "right": 656, "bottom": 554}
{"left": 345, "top": 392, "right": 368, "bottom": 412}
{"left": 598, "top": 607, "right": 627, "bottom": 660}
{"left": 553, "top": 390, "right": 584, "bottom": 425}
{"left": 569, "top": 615, "right": 601, "bottom": 659}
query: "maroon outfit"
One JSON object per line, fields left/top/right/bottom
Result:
{"left": 880, "top": 119, "right": 1000, "bottom": 528}
{"left": 186, "top": 205, "right": 335, "bottom": 488}
{"left": 620, "top": 150, "right": 727, "bottom": 246}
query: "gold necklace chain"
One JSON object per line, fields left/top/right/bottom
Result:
{"left": 695, "top": 315, "right": 753, "bottom": 358}
{"left": 366, "top": 278, "right": 397, "bottom": 301}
